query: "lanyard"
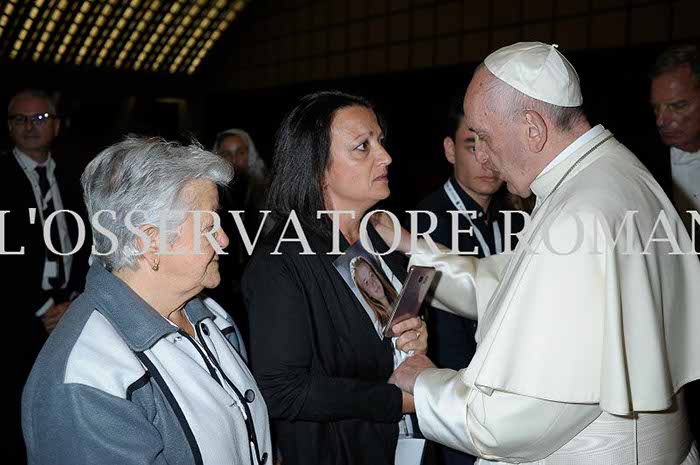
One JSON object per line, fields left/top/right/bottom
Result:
{"left": 443, "top": 180, "right": 502, "bottom": 256}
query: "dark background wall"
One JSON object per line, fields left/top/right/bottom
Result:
{"left": 1, "top": 0, "right": 698, "bottom": 213}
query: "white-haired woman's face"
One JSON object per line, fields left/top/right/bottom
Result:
{"left": 355, "top": 260, "right": 386, "bottom": 302}
{"left": 218, "top": 134, "right": 249, "bottom": 173}
{"left": 158, "top": 179, "right": 229, "bottom": 294}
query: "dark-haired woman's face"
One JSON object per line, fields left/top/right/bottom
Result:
{"left": 324, "top": 106, "right": 391, "bottom": 212}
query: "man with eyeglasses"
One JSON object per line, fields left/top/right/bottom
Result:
{"left": 1, "top": 89, "right": 89, "bottom": 463}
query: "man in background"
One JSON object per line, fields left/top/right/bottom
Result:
{"left": 413, "top": 91, "right": 523, "bottom": 465}
{"left": 650, "top": 43, "right": 700, "bottom": 239}
{"left": 1, "top": 89, "right": 89, "bottom": 462}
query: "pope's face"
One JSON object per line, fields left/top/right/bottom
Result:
{"left": 464, "top": 69, "right": 530, "bottom": 197}
{"left": 651, "top": 64, "right": 700, "bottom": 153}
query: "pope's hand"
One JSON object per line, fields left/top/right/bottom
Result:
{"left": 389, "top": 354, "right": 436, "bottom": 395}
{"left": 370, "top": 211, "right": 412, "bottom": 254}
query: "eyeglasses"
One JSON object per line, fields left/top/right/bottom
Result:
{"left": 8, "top": 112, "right": 56, "bottom": 127}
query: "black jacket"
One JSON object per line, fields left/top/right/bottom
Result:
{"left": 242, "top": 224, "right": 405, "bottom": 465}
{"left": 414, "top": 180, "right": 522, "bottom": 373}
{"left": 0, "top": 151, "right": 90, "bottom": 364}
{"left": 0, "top": 150, "right": 90, "bottom": 463}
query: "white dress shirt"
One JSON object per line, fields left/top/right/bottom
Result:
{"left": 13, "top": 148, "right": 73, "bottom": 315}
{"left": 670, "top": 146, "right": 700, "bottom": 235}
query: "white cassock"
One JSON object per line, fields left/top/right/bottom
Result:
{"left": 410, "top": 125, "right": 700, "bottom": 464}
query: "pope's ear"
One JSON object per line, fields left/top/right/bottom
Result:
{"left": 524, "top": 110, "right": 547, "bottom": 153}
{"left": 443, "top": 136, "right": 456, "bottom": 165}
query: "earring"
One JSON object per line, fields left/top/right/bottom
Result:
{"left": 151, "top": 260, "right": 159, "bottom": 271}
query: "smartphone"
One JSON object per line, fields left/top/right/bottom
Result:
{"left": 383, "top": 266, "right": 436, "bottom": 338}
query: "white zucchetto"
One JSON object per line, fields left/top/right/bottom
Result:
{"left": 484, "top": 42, "right": 583, "bottom": 107}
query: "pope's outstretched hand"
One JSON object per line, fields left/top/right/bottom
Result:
{"left": 389, "top": 354, "right": 437, "bottom": 394}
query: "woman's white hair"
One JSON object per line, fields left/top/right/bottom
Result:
{"left": 81, "top": 136, "right": 233, "bottom": 271}
{"left": 213, "top": 128, "right": 267, "bottom": 182}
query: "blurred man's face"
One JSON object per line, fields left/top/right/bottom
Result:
{"left": 7, "top": 96, "right": 60, "bottom": 156}
{"left": 651, "top": 64, "right": 700, "bottom": 153}
{"left": 444, "top": 116, "right": 503, "bottom": 200}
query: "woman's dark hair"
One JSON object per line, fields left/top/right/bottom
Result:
{"left": 268, "top": 90, "right": 385, "bottom": 237}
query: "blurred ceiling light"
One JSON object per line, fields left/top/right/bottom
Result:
{"left": 218, "top": 19, "right": 230, "bottom": 32}
{"left": 1, "top": 0, "right": 244, "bottom": 74}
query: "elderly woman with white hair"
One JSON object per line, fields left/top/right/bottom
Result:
{"left": 21, "top": 137, "right": 271, "bottom": 465}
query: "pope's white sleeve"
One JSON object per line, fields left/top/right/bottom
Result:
{"left": 408, "top": 239, "right": 508, "bottom": 320}
{"left": 414, "top": 368, "right": 601, "bottom": 463}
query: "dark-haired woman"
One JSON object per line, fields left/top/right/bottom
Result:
{"left": 242, "top": 91, "right": 427, "bottom": 465}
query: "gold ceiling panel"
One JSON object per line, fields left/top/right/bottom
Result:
{"left": 0, "top": 0, "right": 247, "bottom": 74}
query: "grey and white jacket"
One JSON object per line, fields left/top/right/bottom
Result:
{"left": 22, "top": 263, "right": 271, "bottom": 465}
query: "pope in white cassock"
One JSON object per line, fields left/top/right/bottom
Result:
{"left": 376, "top": 42, "right": 700, "bottom": 464}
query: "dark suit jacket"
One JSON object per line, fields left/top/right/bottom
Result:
{"left": 242, "top": 224, "right": 406, "bottom": 465}
{"left": 1, "top": 150, "right": 90, "bottom": 463}
{"left": 0, "top": 151, "right": 90, "bottom": 375}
